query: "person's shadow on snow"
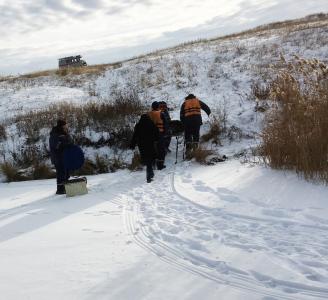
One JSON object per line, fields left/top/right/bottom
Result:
{"left": 0, "top": 178, "right": 131, "bottom": 244}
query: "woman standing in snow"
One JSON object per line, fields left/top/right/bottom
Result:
{"left": 49, "top": 119, "right": 73, "bottom": 194}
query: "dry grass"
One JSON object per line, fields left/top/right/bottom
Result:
{"left": 19, "top": 62, "right": 122, "bottom": 80}
{"left": 262, "top": 56, "right": 328, "bottom": 183}
{"left": 201, "top": 116, "right": 222, "bottom": 145}
{"left": 128, "top": 152, "right": 142, "bottom": 171}
{"left": 14, "top": 89, "right": 144, "bottom": 147}
{"left": 55, "top": 64, "right": 110, "bottom": 77}
{"left": 190, "top": 147, "right": 214, "bottom": 165}
{"left": 21, "top": 70, "right": 56, "bottom": 79}
{"left": 32, "top": 163, "right": 56, "bottom": 180}
{"left": 251, "top": 82, "right": 271, "bottom": 100}
{"left": 0, "top": 124, "right": 6, "bottom": 141}
{"left": 0, "top": 162, "right": 26, "bottom": 182}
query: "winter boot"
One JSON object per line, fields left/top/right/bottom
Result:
{"left": 56, "top": 184, "right": 66, "bottom": 195}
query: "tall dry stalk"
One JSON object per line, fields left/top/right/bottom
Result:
{"left": 262, "top": 56, "right": 328, "bottom": 183}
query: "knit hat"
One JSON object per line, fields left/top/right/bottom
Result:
{"left": 185, "top": 94, "right": 196, "bottom": 100}
{"left": 151, "top": 101, "right": 159, "bottom": 110}
{"left": 56, "top": 119, "right": 67, "bottom": 127}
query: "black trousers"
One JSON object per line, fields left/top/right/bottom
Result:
{"left": 145, "top": 159, "right": 155, "bottom": 181}
{"left": 55, "top": 161, "right": 69, "bottom": 190}
{"left": 185, "top": 123, "right": 201, "bottom": 150}
{"left": 156, "top": 135, "right": 166, "bottom": 169}
{"left": 164, "top": 135, "right": 172, "bottom": 149}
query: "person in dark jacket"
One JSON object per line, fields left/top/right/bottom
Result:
{"left": 148, "top": 101, "right": 168, "bottom": 170}
{"left": 180, "top": 94, "right": 211, "bottom": 156}
{"left": 49, "top": 119, "right": 73, "bottom": 194}
{"left": 159, "top": 101, "right": 172, "bottom": 153}
{"left": 130, "top": 114, "right": 159, "bottom": 183}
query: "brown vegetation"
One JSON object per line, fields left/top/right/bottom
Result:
{"left": 201, "top": 116, "right": 222, "bottom": 145}
{"left": 14, "top": 89, "right": 144, "bottom": 147}
{"left": 128, "top": 152, "right": 142, "bottom": 171}
{"left": 262, "top": 56, "right": 328, "bottom": 183}
{"left": 190, "top": 147, "right": 214, "bottom": 165}
{"left": 0, "top": 162, "right": 26, "bottom": 182}
{"left": 0, "top": 124, "right": 6, "bottom": 141}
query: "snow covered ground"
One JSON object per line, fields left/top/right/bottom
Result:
{"left": 1, "top": 157, "right": 328, "bottom": 300}
{"left": 1, "top": 16, "right": 328, "bottom": 299}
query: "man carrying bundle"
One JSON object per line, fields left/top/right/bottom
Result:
{"left": 180, "top": 94, "right": 211, "bottom": 157}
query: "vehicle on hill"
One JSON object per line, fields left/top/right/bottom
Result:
{"left": 58, "top": 55, "right": 87, "bottom": 68}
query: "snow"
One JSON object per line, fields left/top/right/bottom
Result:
{"left": 1, "top": 18, "right": 328, "bottom": 299}
{"left": 1, "top": 159, "right": 328, "bottom": 300}
{"left": 0, "top": 85, "right": 88, "bottom": 119}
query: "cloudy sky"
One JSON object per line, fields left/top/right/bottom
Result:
{"left": 1, "top": 0, "right": 327, "bottom": 75}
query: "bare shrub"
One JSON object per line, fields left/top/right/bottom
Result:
{"left": 190, "top": 147, "right": 214, "bottom": 164}
{"left": 55, "top": 64, "right": 109, "bottom": 77}
{"left": 0, "top": 124, "right": 6, "bottom": 141}
{"left": 109, "top": 156, "right": 127, "bottom": 172}
{"left": 251, "top": 81, "right": 270, "bottom": 100}
{"left": 0, "top": 162, "right": 27, "bottom": 182}
{"left": 227, "top": 126, "right": 243, "bottom": 142}
{"left": 56, "top": 68, "right": 68, "bottom": 77}
{"left": 14, "top": 88, "right": 144, "bottom": 148}
{"left": 0, "top": 76, "right": 9, "bottom": 82}
{"left": 32, "top": 163, "right": 56, "bottom": 180}
{"left": 128, "top": 152, "right": 142, "bottom": 171}
{"left": 95, "top": 155, "right": 110, "bottom": 174}
{"left": 11, "top": 144, "right": 48, "bottom": 168}
{"left": 201, "top": 116, "right": 222, "bottom": 145}
{"left": 262, "top": 57, "right": 328, "bottom": 183}
{"left": 75, "top": 159, "right": 97, "bottom": 176}
{"left": 173, "top": 61, "right": 183, "bottom": 76}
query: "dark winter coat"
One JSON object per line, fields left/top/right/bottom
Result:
{"left": 180, "top": 99, "right": 211, "bottom": 126}
{"left": 49, "top": 126, "right": 73, "bottom": 165}
{"left": 130, "top": 114, "right": 159, "bottom": 164}
{"left": 161, "top": 109, "right": 172, "bottom": 136}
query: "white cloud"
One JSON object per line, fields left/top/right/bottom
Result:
{"left": 0, "top": 0, "right": 327, "bottom": 75}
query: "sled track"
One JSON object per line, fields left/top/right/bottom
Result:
{"left": 167, "top": 170, "right": 328, "bottom": 299}
{"left": 122, "top": 171, "right": 328, "bottom": 300}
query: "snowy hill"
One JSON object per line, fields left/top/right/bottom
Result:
{"left": 1, "top": 14, "right": 328, "bottom": 300}
{"left": 0, "top": 14, "right": 328, "bottom": 167}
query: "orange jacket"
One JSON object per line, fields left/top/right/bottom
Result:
{"left": 180, "top": 97, "right": 211, "bottom": 125}
{"left": 183, "top": 98, "right": 201, "bottom": 117}
{"left": 148, "top": 111, "right": 164, "bottom": 133}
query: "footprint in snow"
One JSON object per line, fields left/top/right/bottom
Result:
{"left": 261, "top": 209, "right": 289, "bottom": 218}
{"left": 219, "top": 194, "right": 242, "bottom": 203}
{"left": 182, "top": 178, "right": 192, "bottom": 183}
{"left": 304, "top": 214, "right": 328, "bottom": 225}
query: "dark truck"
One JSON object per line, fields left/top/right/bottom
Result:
{"left": 58, "top": 55, "right": 87, "bottom": 68}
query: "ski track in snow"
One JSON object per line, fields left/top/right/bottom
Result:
{"left": 1, "top": 161, "right": 328, "bottom": 299}
{"left": 120, "top": 165, "right": 328, "bottom": 300}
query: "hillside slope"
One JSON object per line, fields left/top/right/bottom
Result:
{"left": 0, "top": 14, "right": 327, "bottom": 171}
{"left": 1, "top": 15, "right": 328, "bottom": 300}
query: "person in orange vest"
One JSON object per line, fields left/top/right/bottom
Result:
{"left": 148, "top": 101, "right": 168, "bottom": 170}
{"left": 159, "top": 101, "right": 172, "bottom": 153}
{"left": 180, "top": 94, "right": 211, "bottom": 156}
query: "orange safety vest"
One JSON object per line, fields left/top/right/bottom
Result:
{"left": 148, "top": 111, "right": 164, "bottom": 133}
{"left": 184, "top": 98, "right": 201, "bottom": 117}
